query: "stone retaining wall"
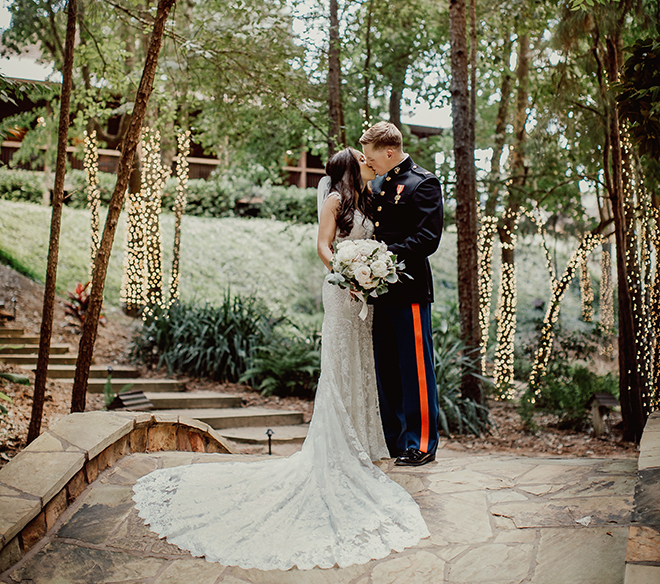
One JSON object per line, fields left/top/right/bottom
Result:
{"left": 625, "top": 410, "right": 660, "bottom": 584}
{"left": 0, "top": 411, "right": 232, "bottom": 572}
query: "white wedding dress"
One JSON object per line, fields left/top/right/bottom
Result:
{"left": 132, "top": 192, "right": 429, "bottom": 571}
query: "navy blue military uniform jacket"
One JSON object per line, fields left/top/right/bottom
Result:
{"left": 371, "top": 155, "right": 443, "bottom": 306}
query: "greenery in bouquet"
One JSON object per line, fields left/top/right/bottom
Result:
{"left": 326, "top": 239, "right": 406, "bottom": 301}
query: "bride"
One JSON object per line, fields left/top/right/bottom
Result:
{"left": 132, "top": 147, "right": 429, "bottom": 571}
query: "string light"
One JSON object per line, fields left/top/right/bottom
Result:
{"left": 598, "top": 244, "right": 614, "bottom": 358}
{"left": 621, "top": 129, "right": 654, "bottom": 412}
{"left": 477, "top": 213, "right": 498, "bottom": 373}
{"left": 141, "top": 127, "right": 171, "bottom": 318}
{"left": 528, "top": 232, "right": 603, "bottom": 396}
{"left": 168, "top": 130, "right": 191, "bottom": 304}
{"left": 493, "top": 208, "right": 520, "bottom": 399}
{"left": 120, "top": 191, "right": 148, "bottom": 313}
{"left": 83, "top": 130, "right": 101, "bottom": 281}
{"left": 579, "top": 254, "right": 594, "bottom": 322}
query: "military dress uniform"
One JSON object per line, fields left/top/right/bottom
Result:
{"left": 371, "top": 155, "right": 443, "bottom": 460}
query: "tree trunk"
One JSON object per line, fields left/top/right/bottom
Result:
{"left": 363, "top": 0, "right": 373, "bottom": 127}
{"left": 449, "top": 0, "right": 482, "bottom": 403}
{"left": 27, "top": 0, "right": 77, "bottom": 444}
{"left": 328, "top": 0, "right": 343, "bottom": 156}
{"left": 388, "top": 66, "right": 407, "bottom": 130}
{"left": 604, "top": 35, "right": 646, "bottom": 442}
{"left": 71, "top": 0, "right": 177, "bottom": 413}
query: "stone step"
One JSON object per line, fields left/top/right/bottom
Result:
{"left": 220, "top": 424, "right": 309, "bottom": 444}
{"left": 0, "top": 354, "right": 80, "bottom": 366}
{"left": 0, "top": 335, "right": 40, "bottom": 344}
{"left": 20, "top": 364, "right": 140, "bottom": 379}
{"left": 143, "top": 391, "right": 242, "bottom": 410}
{"left": 0, "top": 344, "right": 70, "bottom": 355}
{"left": 149, "top": 407, "right": 304, "bottom": 430}
{"left": 60, "top": 378, "right": 186, "bottom": 393}
{"left": 0, "top": 327, "right": 25, "bottom": 338}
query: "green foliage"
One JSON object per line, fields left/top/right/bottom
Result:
{"left": 241, "top": 324, "right": 321, "bottom": 398}
{"left": 0, "top": 390, "right": 12, "bottom": 416}
{"left": 518, "top": 324, "right": 617, "bottom": 431}
{"left": 0, "top": 169, "right": 43, "bottom": 203}
{"left": 617, "top": 36, "right": 660, "bottom": 160}
{"left": 66, "top": 170, "right": 117, "bottom": 208}
{"left": 103, "top": 376, "right": 135, "bottom": 409}
{"left": 520, "top": 365, "right": 619, "bottom": 431}
{"left": 0, "top": 372, "right": 30, "bottom": 385}
{"left": 130, "top": 294, "right": 280, "bottom": 383}
{"left": 432, "top": 304, "right": 491, "bottom": 436}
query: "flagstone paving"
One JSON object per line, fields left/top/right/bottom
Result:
{"left": 0, "top": 450, "right": 635, "bottom": 584}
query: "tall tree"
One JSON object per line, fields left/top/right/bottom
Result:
{"left": 71, "top": 0, "right": 176, "bottom": 412}
{"left": 328, "top": 0, "right": 344, "bottom": 156}
{"left": 27, "top": 0, "right": 77, "bottom": 444}
{"left": 450, "top": 0, "right": 482, "bottom": 402}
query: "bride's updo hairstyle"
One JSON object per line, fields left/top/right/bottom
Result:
{"left": 325, "top": 147, "right": 373, "bottom": 237}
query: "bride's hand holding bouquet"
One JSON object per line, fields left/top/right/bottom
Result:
{"left": 326, "top": 239, "right": 408, "bottom": 319}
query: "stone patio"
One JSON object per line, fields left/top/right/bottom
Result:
{"left": 1, "top": 449, "right": 636, "bottom": 584}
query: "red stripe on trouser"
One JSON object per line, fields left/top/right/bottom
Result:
{"left": 411, "top": 303, "right": 429, "bottom": 453}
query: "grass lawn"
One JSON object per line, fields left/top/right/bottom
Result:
{"left": 0, "top": 199, "right": 603, "bottom": 341}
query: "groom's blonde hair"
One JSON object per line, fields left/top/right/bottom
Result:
{"left": 359, "top": 121, "right": 403, "bottom": 151}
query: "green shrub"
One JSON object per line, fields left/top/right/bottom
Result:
{"left": 0, "top": 169, "right": 43, "bottom": 203}
{"left": 162, "top": 177, "right": 236, "bottom": 218}
{"left": 130, "top": 293, "right": 280, "bottom": 382}
{"left": 432, "top": 303, "right": 491, "bottom": 436}
{"left": 241, "top": 323, "right": 321, "bottom": 398}
{"left": 521, "top": 364, "right": 619, "bottom": 431}
{"left": 258, "top": 186, "right": 318, "bottom": 224}
{"left": 66, "top": 170, "right": 117, "bottom": 208}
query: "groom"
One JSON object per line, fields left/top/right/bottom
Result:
{"left": 360, "top": 122, "right": 443, "bottom": 466}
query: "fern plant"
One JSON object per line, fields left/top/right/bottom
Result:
{"left": 241, "top": 325, "right": 321, "bottom": 398}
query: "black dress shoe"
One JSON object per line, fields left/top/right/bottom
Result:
{"left": 395, "top": 448, "right": 436, "bottom": 466}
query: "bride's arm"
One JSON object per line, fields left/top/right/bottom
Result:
{"left": 317, "top": 194, "right": 340, "bottom": 270}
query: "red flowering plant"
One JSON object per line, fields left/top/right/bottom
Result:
{"left": 63, "top": 282, "right": 107, "bottom": 330}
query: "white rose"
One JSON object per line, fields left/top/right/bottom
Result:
{"left": 356, "top": 240, "right": 377, "bottom": 256}
{"left": 354, "top": 265, "right": 372, "bottom": 287}
{"left": 370, "top": 259, "right": 389, "bottom": 279}
{"left": 335, "top": 242, "right": 358, "bottom": 264}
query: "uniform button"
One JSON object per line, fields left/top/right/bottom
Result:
{"left": 385, "top": 177, "right": 391, "bottom": 181}
{"left": 413, "top": 165, "right": 417, "bottom": 169}
{"left": 377, "top": 206, "right": 382, "bottom": 212}
{"left": 375, "top": 221, "right": 380, "bottom": 227}
{"left": 380, "top": 192, "right": 385, "bottom": 196}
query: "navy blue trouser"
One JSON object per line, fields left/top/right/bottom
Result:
{"left": 373, "top": 302, "right": 439, "bottom": 456}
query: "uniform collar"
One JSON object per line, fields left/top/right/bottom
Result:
{"left": 386, "top": 155, "right": 412, "bottom": 178}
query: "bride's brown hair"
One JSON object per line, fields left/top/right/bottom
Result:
{"left": 325, "top": 147, "right": 373, "bottom": 237}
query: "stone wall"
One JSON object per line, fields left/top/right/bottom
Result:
{"left": 625, "top": 410, "right": 660, "bottom": 584}
{"left": 0, "top": 411, "right": 232, "bottom": 572}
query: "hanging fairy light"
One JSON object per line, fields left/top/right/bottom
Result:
{"left": 598, "top": 245, "right": 614, "bottom": 358}
{"left": 141, "top": 127, "right": 171, "bottom": 317}
{"left": 579, "top": 255, "right": 594, "bottom": 322}
{"left": 528, "top": 232, "right": 603, "bottom": 396}
{"left": 120, "top": 192, "right": 148, "bottom": 313}
{"left": 83, "top": 130, "right": 101, "bottom": 281}
{"left": 169, "top": 130, "right": 191, "bottom": 304}
{"left": 493, "top": 208, "right": 520, "bottom": 399}
{"left": 477, "top": 213, "right": 498, "bottom": 373}
{"left": 621, "top": 129, "right": 654, "bottom": 412}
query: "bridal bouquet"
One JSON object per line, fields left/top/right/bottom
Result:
{"left": 326, "top": 239, "right": 407, "bottom": 319}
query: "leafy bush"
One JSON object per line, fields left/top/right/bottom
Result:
{"left": 66, "top": 170, "right": 117, "bottom": 208}
{"left": 520, "top": 364, "right": 618, "bottom": 431}
{"left": 130, "top": 293, "right": 279, "bottom": 382}
{"left": 432, "top": 303, "right": 491, "bottom": 436}
{"left": 241, "top": 323, "right": 321, "bottom": 398}
{"left": 258, "top": 186, "right": 318, "bottom": 224}
{"left": 0, "top": 169, "right": 43, "bottom": 203}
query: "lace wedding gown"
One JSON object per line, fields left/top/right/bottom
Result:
{"left": 132, "top": 205, "right": 429, "bottom": 571}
